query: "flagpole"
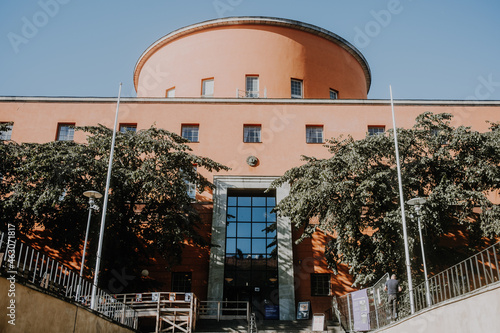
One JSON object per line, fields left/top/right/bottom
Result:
{"left": 91, "top": 83, "right": 122, "bottom": 309}
{"left": 390, "top": 85, "right": 415, "bottom": 314}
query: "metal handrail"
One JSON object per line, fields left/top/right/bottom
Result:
{"left": 198, "top": 300, "right": 250, "bottom": 322}
{"left": 248, "top": 312, "right": 258, "bottom": 333}
{"left": 334, "top": 241, "right": 500, "bottom": 331}
{"left": 0, "top": 230, "right": 138, "bottom": 329}
{"left": 116, "top": 291, "right": 198, "bottom": 332}
{"left": 412, "top": 242, "right": 500, "bottom": 312}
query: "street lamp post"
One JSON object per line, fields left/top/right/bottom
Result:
{"left": 77, "top": 190, "right": 102, "bottom": 301}
{"left": 91, "top": 83, "right": 122, "bottom": 310}
{"left": 390, "top": 86, "right": 415, "bottom": 314}
{"left": 407, "top": 197, "right": 432, "bottom": 308}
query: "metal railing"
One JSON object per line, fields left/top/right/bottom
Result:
{"left": 333, "top": 273, "right": 389, "bottom": 331}
{"left": 116, "top": 291, "right": 198, "bottom": 332}
{"left": 414, "top": 242, "right": 500, "bottom": 310}
{"left": 0, "top": 230, "right": 138, "bottom": 329}
{"left": 334, "top": 241, "right": 500, "bottom": 331}
{"left": 198, "top": 300, "right": 250, "bottom": 322}
{"left": 248, "top": 312, "right": 257, "bottom": 333}
{"left": 236, "top": 88, "right": 267, "bottom": 98}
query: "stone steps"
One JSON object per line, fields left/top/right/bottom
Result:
{"left": 194, "top": 319, "right": 344, "bottom": 333}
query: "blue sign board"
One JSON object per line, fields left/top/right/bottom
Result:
{"left": 264, "top": 305, "right": 279, "bottom": 319}
{"left": 296, "top": 301, "right": 310, "bottom": 319}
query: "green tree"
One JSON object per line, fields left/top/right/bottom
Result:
{"left": 0, "top": 125, "right": 228, "bottom": 290}
{"left": 270, "top": 112, "right": 500, "bottom": 286}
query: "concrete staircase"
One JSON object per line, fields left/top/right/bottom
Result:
{"left": 194, "top": 319, "right": 344, "bottom": 333}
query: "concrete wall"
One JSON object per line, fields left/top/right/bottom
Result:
{"left": 375, "top": 283, "right": 500, "bottom": 333}
{"left": 0, "top": 277, "right": 135, "bottom": 333}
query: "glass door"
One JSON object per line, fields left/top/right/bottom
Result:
{"left": 223, "top": 190, "right": 279, "bottom": 319}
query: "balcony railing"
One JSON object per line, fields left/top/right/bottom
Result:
{"left": 236, "top": 88, "right": 267, "bottom": 98}
{"left": 0, "top": 230, "right": 138, "bottom": 329}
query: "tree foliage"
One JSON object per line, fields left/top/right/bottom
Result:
{"left": 270, "top": 113, "right": 500, "bottom": 286}
{"left": 0, "top": 124, "right": 228, "bottom": 290}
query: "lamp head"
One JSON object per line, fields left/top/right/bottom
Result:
{"left": 407, "top": 197, "right": 427, "bottom": 206}
{"left": 408, "top": 197, "right": 427, "bottom": 216}
{"left": 83, "top": 190, "right": 103, "bottom": 199}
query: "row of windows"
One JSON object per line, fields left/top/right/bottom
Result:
{"left": 183, "top": 124, "right": 326, "bottom": 143}
{"left": 180, "top": 124, "right": 386, "bottom": 144}
{"left": 0, "top": 123, "right": 139, "bottom": 142}
{"left": 55, "top": 123, "right": 137, "bottom": 141}
{"left": 165, "top": 76, "right": 339, "bottom": 99}
{"left": 0, "top": 121, "right": 201, "bottom": 200}
{"left": 0, "top": 123, "right": 385, "bottom": 143}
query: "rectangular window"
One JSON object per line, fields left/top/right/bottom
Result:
{"left": 186, "top": 182, "right": 196, "bottom": 200}
{"left": 202, "top": 78, "right": 214, "bottom": 97}
{"left": 183, "top": 165, "right": 197, "bottom": 201}
{"left": 171, "top": 272, "right": 192, "bottom": 292}
{"left": 367, "top": 126, "right": 385, "bottom": 136}
{"left": 306, "top": 125, "right": 324, "bottom": 143}
{"left": 246, "top": 76, "right": 259, "bottom": 98}
{"left": 291, "top": 79, "right": 303, "bottom": 99}
{"left": 56, "top": 123, "right": 75, "bottom": 141}
{"left": 181, "top": 124, "right": 199, "bottom": 142}
{"left": 311, "top": 273, "right": 331, "bottom": 296}
{"left": 0, "top": 123, "right": 13, "bottom": 141}
{"left": 166, "top": 87, "right": 176, "bottom": 98}
{"left": 59, "top": 188, "right": 67, "bottom": 202}
{"left": 329, "top": 89, "right": 338, "bottom": 100}
{"left": 431, "top": 128, "right": 448, "bottom": 144}
{"left": 120, "top": 124, "right": 137, "bottom": 133}
{"left": 243, "top": 125, "right": 261, "bottom": 143}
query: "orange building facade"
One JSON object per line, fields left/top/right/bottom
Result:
{"left": 1, "top": 17, "right": 499, "bottom": 320}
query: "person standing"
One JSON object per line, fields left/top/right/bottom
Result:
{"left": 384, "top": 274, "right": 402, "bottom": 320}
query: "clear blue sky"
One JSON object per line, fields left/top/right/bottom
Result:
{"left": 1, "top": 0, "right": 499, "bottom": 100}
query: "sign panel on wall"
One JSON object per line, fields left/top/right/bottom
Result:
{"left": 296, "top": 301, "right": 310, "bottom": 319}
{"left": 264, "top": 305, "right": 279, "bottom": 320}
{"left": 352, "top": 289, "right": 371, "bottom": 331}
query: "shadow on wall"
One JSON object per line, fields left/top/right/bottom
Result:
{"left": 376, "top": 282, "right": 500, "bottom": 333}
{"left": 0, "top": 277, "right": 134, "bottom": 333}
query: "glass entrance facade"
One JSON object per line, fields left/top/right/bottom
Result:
{"left": 224, "top": 189, "right": 279, "bottom": 319}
